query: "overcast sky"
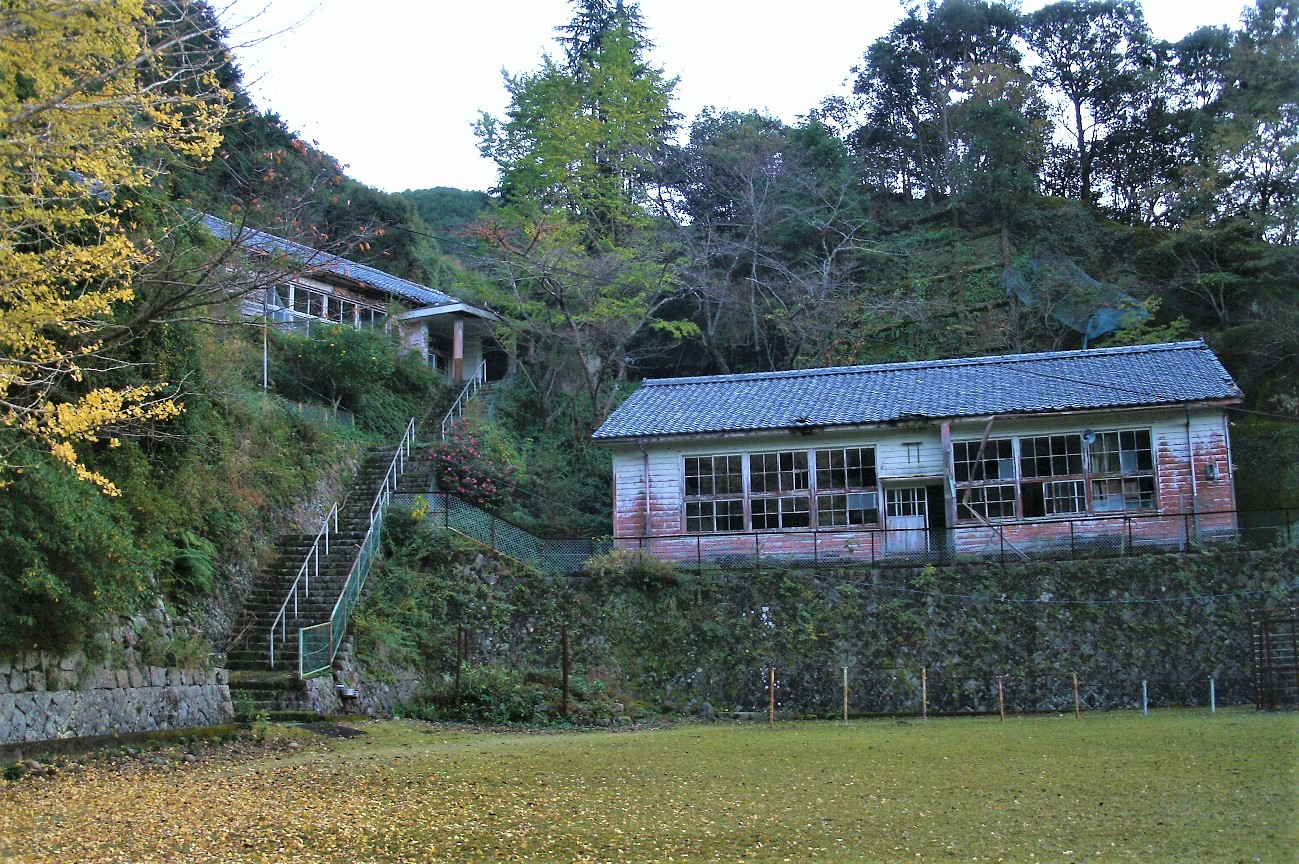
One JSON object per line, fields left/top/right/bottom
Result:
{"left": 220, "top": 1, "right": 1252, "bottom": 194}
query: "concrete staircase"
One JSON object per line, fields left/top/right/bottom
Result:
{"left": 225, "top": 443, "right": 435, "bottom": 717}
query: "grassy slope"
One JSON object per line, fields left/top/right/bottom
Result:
{"left": 1, "top": 710, "right": 1294, "bottom": 862}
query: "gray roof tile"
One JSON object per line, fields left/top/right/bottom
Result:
{"left": 593, "top": 341, "right": 1241, "bottom": 440}
{"left": 202, "top": 214, "right": 459, "bottom": 309}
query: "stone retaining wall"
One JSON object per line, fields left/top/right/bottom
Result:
{"left": 0, "top": 605, "right": 232, "bottom": 748}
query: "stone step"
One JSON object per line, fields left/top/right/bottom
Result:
{"left": 227, "top": 431, "right": 423, "bottom": 690}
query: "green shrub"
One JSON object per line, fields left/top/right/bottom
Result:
{"left": 0, "top": 445, "right": 158, "bottom": 651}
{"left": 399, "top": 665, "right": 621, "bottom": 726}
{"left": 269, "top": 324, "right": 444, "bottom": 436}
{"left": 581, "top": 547, "right": 680, "bottom": 587}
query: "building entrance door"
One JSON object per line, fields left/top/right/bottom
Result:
{"left": 885, "top": 486, "right": 929, "bottom": 554}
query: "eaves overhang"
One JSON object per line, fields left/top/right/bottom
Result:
{"left": 591, "top": 397, "right": 1243, "bottom": 448}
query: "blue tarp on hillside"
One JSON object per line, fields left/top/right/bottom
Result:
{"left": 1003, "top": 253, "right": 1149, "bottom": 344}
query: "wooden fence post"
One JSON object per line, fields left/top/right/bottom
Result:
{"left": 561, "top": 626, "right": 570, "bottom": 720}
{"left": 922, "top": 665, "right": 928, "bottom": 723}
{"left": 842, "top": 666, "right": 849, "bottom": 726}
{"left": 769, "top": 667, "right": 775, "bottom": 729}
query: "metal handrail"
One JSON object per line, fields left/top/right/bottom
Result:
{"left": 440, "top": 360, "right": 488, "bottom": 439}
{"left": 267, "top": 501, "right": 338, "bottom": 668}
{"left": 297, "top": 417, "right": 418, "bottom": 677}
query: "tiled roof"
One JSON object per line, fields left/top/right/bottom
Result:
{"left": 201, "top": 214, "right": 459, "bottom": 309}
{"left": 592, "top": 341, "right": 1241, "bottom": 441}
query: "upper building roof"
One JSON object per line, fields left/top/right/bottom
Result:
{"left": 592, "top": 341, "right": 1242, "bottom": 441}
{"left": 202, "top": 214, "right": 460, "bottom": 309}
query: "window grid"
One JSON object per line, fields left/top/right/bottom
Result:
{"left": 954, "top": 439, "right": 1017, "bottom": 521}
{"left": 752, "top": 495, "right": 811, "bottom": 530}
{"left": 750, "top": 451, "right": 809, "bottom": 495}
{"left": 957, "top": 484, "right": 1017, "bottom": 521}
{"left": 815, "top": 447, "right": 878, "bottom": 526}
{"left": 749, "top": 450, "right": 809, "bottom": 531}
{"left": 1089, "top": 429, "right": 1156, "bottom": 511}
{"left": 816, "top": 492, "right": 879, "bottom": 527}
{"left": 683, "top": 455, "right": 744, "bottom": 534}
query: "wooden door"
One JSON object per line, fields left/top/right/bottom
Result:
{"left": 886, "top": 487, "right": 929, "bottom": 554}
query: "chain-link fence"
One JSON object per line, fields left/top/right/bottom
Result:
{"left": 617, "top": 507, "right": 1297, "bottom": 570}
{"left": 275, "top": 396, "right": 355, "bottom": 427}
{"left": 393, "top": 493, "right": 611, "bottom": 573}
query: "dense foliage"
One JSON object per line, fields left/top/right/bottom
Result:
{"left": 2, "top": 0, "right": 1296, "bottom": 650}
{"left": 436, "top": 0, "right": 1297, "bottom": 535}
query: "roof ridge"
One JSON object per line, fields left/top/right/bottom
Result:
{"left": 641, "top": 341, "right": 1209, "bottom": 388}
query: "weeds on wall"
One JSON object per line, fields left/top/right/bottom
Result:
{"left": 354, "top": 511, "right": 1299, "bottom": 718}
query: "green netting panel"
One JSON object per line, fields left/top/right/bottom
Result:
{"left": 298, "top": 516, "right": 384, "bottom": 678}
{"left": 299, "top": 622, "right": 332, "bottom": 679}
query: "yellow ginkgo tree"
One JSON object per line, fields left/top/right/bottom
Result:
{"left": 0, "top": 0, "right": 227, "bottom": 494}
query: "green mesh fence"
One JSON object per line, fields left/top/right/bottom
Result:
{"left": 299, "top": 517, "right": 384, "bottom": 678}
{"left": 394, "top": 493, "right": 610, "bottom": 573}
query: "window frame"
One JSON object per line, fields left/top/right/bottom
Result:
{"left": 951, "top": 426, "right": 1159, "bottom": 522}
{"left": 952, "top": 437, "right": 1018, "bottom": 522}
{"left": 1019, "top": 433, "right": 1088, "bottom": 518}
{"left": 814, "top": 446, "right": 879, "bottom": 527}
{"left": 749, "top": 449, "right": 811, "bottom": 531}
{"left": 682, "top": 454, "right": 745, "bottom": 534}
{"left": 1088, "top": 429, "right": 1157, "bottom": 512}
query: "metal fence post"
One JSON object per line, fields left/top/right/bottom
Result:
{"left": 1142, "top": 679, "right": 1148, "bottom": 716}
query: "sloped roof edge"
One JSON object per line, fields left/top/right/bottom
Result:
{"left": 201, "top": 213, "right": 460, "bottom": 309}
{"left": 593, "top": 341, "right": 1242, "bottom": 441}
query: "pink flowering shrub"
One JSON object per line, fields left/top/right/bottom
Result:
{"left": 430, "top": 420, "right": 520, "bottom": 510}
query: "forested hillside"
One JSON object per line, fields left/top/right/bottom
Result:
{"left": 0, "top": 0, "right": 1295, "bottom": 652}
{"left": 439, "top": 0, "right": 1298, "bottom": 520}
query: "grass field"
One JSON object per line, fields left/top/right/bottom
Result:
{"left": 0, "top": 709, "right": 1295, "bottom": 863}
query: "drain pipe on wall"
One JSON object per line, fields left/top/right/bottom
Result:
{"left": 1185, "top": 404, "right": 1198, "bottom": 543}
